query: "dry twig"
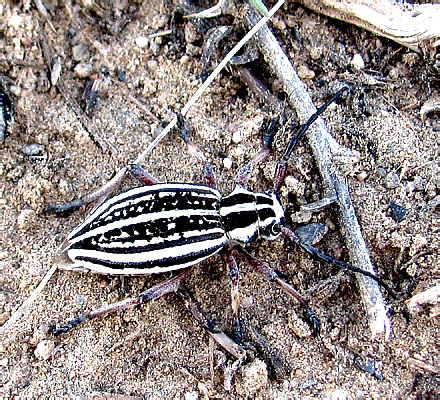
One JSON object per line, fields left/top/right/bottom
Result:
{"left": 243, "top": 5, "right": 391, "bottom": 339}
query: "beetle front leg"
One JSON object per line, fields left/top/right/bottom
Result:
{"left": 50, "top": 267, "right": 192, "bottom": 336}
{"left": 234, "top": 247, "right": 320, "bottom": 336}
{"left": 281, "top": 226, "right": 395, "bottom": 297}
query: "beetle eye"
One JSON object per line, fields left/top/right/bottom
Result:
{"left": 271, "top": 223, "right": 281, "bottom": 236}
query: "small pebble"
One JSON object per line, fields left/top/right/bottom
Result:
{"left": 197, "top": 382, "right": 209, "bottom": 396}
{"left": 180, "top": 55, "right": 191, "bottom": 65}
{"left": 291, "top": 210, "right": 312, "bottom": 224}
{"left": 389, "top": 201, "right": 406, "bottom": 222}
{"left": 99, "top": 279, "right": 109, "bottom": 288}
{"left": 51, "top": 56, "right": 62, "bottom": 86}
{"left": 151, "top": 14, "right": 168, "bottom": 30}
{"left": 72, "top": 44, "right": 90, "bottom": 62}
{"left": 296, "top": 223, "right": 327, "bottom": 246}
{"left": 67, "top": 27, "right": 76, "bottom": 39}
{"left": 288, "top": 310, "right": 312, "bottom": 338}
{"left": 309, "top": 47, "right": 323, "bottom": 61}
{"left": 402, "top": 53, "right": 419, "bottom": 67}
{"left": 350, "top": 53, "right": 365, "bottom": 70}
{"left": 10, "top": 85, "right": 21, "bottom": 97}
{"left": 272, "top": 17, "right": 286, "bottom": 30}
{"left": 17, "top": 209, "right": 35, "bottom": 231}
{"left": 8, "top": 15, "right": 23, "bottom": 28}
{"left": 28, "top": 265, "right": 42, "bottom": 277}
{"left": 409, "top": 234, "right": 428, "bottom": 257}
{"left": 241, "top": 296, "right": 254, "bottom": 308}
{"left": 376, "top": 167, "right": 387, "bottom": 177}
{"left": 389, "top": 68, "right": 399, "bottom": 79}
{"left": 75, "top": 294, "right": 85, "bottom": 305}
{"left": 150, "top": 40, "right": 160, "bottom": 55}
{"left": 186, "top": 44, "right": 201, "bottom": 57}
{"left": 0, "top": 312, "right": 10, "bottom": 326}
{"left": 285, "top": 14, "right": 296, "bottom": 27}
{"left": 331, "top": 389, "right": 349, "bottom": 400}
{"left": 184, "top": 392, "right": 198, "bottom": 400}
{"left": 223, "top": 157, "right": 232, "bottom": 169}
{"left": 234, "top": 147, "right": 244, "bottom": 156}
{"left": 147, "top": 60, "right": 158, "bottom": 72}
{"left": 184, "top": 23, "right": 202, "bottom": 44}
{"left": 74, "top": 62, "right": 93, "bottom": 78}
{"left": 116, "top": 69, "right": 126, "bottom": 82}
{"left": 285, "top": 176, "right": 305, "bottom": 196}
{"left": 329, "top": 326, "right": 341, "bottom": 341}
{"left": 385, "top": 172, "right": 400, "bottom": 189}
{"left": 232, "top": 130, "right": 242, "bottom": 144}
{"left": 35, "top": 340, "right": 55, "bottom": 360}
{"left": 356, "top": 171, "right": 368, "bottom": 181}
{"left": 22, "top": 143, "right": 45, "bottom": 156}
{"left": 297, "top": 65, "right": 315, "bottom": 80}
{"left": 135, "top": 36, "right": 149, "bottom": 48}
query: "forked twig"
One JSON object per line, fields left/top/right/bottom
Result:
{"left": 243, "top": 5, "right": 390, "bottom": 339}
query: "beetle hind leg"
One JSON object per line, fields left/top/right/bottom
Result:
{"left": 50, "top": 267, "right": 192, "bottom": 336}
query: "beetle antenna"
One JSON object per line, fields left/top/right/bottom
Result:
{"left": 274, "top": 87, "right": 348, "bottom": 191}
{"left": 282, "top": 226, "right": 396, "bottom": 298}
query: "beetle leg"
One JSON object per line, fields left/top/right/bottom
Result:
{"left": 176, "top": 114, "right": 217, "bottom": 188}
{"left": 176, "top": 284, "right": 245, "bottom": 360}
{"left": 44, "top": 166, "right": 129, "bottom": 216}
{"left": 50, "top": 267, "right": 192, "bottom": 336}
{"left": 128, "top": 163, "right": 161, "bottom": 185}
{"left": 235, "top": 119, "right": 278, "bottom": 188}
{"left": 234, "top": 247, "right": 321, "bottom": 336}
{"left": 221, "top": 249, "right": 242, "bottom": 344}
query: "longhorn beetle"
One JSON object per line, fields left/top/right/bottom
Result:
{"left": 46, "top": 87, "right": 391, "bottom": 353}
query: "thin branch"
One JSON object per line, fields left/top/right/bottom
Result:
{"left": 243, "top": 5, "right": 390, "bottom": 339}
{"left": 0, "top": 264, "right": 58, "bottom": 337}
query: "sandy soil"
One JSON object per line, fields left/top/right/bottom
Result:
{"left": 0, "top": 0, "right": 438, "bottom": 398}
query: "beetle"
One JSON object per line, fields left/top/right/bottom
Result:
{"left": 47, "top": 88, "right": 390, "bottom": 349}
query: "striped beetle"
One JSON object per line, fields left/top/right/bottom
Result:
{"left": 47, "top": 88, "right": 389, "bottom": 353}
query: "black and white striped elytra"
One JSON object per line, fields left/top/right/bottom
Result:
{"left": 60, "top": 183, "right": 284, "bottom": 275}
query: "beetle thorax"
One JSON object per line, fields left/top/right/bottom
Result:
{"left": 219, "top": 185, "right": 284, "bottom": 245}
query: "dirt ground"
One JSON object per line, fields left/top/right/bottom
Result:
{"left": 0, "top": 0, "right": 438, "bottom": 398}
